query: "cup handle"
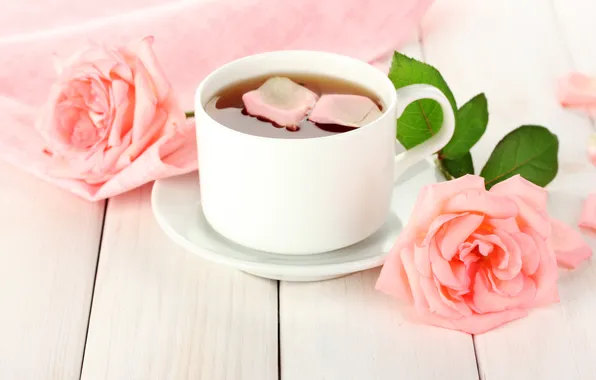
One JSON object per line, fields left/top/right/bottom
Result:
{"left": 394, "top": 84, "right": 456, "bottom": 181}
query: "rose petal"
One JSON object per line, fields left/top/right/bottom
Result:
{"left": 417, "top": 213, "right": 467, "bottom": 272}
{"left": 487, "top": 271, "right": 524, "bottom": 297}
{"left": 557, "top": 72, "right": 596, "bottom": 108}
{"left": 70, "top": 112, "right": 99, "bottom": 149}
{"left": 376, "top": 246, "right": 414, "bottom": 302}
{"left": 102, "top": 132, "right": 132, "bottom": 174}
{"left": 376, "top": 224, "right": 419, "bottom": 300}
{"left": 492, "top": 230, "right": 523, "bottom": 280}
{"left": 429, "top": 238, "right": 470, "bottom": 291}
{"left": 486, "top": 218, "right": 520, "bottom": 234}
{"left": 417, "top": 307, "right": 529, "bottom": 335}
{"left": 60, "top": 44, "right": 120, "bottom": 76}
{"left": 308, "top": 94, "right": 382, "bottom": 128}
{"left": 489, "top": 175, "right": 551, "bottom": 238}
{"left": 130, "top": 36, "right": 171, "bottom": 102}
{"left": 459, "top": 239, "right": 493, "bottom": 258}
{"left": 443, "top": 189, "right": 518, "bottom": 219}
{"left": 120, "top": 109, "right": 167, "bottom": 166}
{"left": 401, "top": 247, "right": 431, "bottom": 314}
{"left": 490, "top": 174, "right": 548, "bottom": 210}
{"left": 436, "top": 279, "right": 473, "bottom": 317}
{"left": 107, "top": 79, "right": 133, "bottom": 147}
{"left": 414, "top": 243, "right": 432, "bottom": 277}
{"left": 91, "top": 59, "right": 125, "bottom": 82}
{"left": 513, "top": 197, "right": 550, "bottom": 239}
{"left": 416, "top": 213, "right": 482, "bottom": 277}
{"left": 419, "top": 276, "right": 464, "bottom": 319}
{"left": 437, "top": 213, "right": 484, "bottom": 260}
{"left": 131, "top": 59, "right": 158, "bottom": 142}
{"left": 408, "top": 175, "right": 487, "bottom": 231}
{"left": 242, "top": 77, "right": 318, "bottom": 127}
{"left": 421, "top": 213, "right": 464, "bottom": 246}
{"left": 413, "top": 214, "right": 460, "bottom": 277}
{"left": 471, "top": 231, "right": 522, "bottom": 281}
{"left": 471, "top": 270, "right": 536, "bottom": 314}
{"left": 513, "top": 232, "right": 540, "bottom": 275}
{"left": 524, "top": 227, "right": 559, "bottom": 305}
{"left": 579, "top": 193, "right": 596, "bottom": 231}
{"left": 550, "top": 218, "right": 592, "bottom": 269}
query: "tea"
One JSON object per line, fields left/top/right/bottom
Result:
{"left": 205, "top": 74, "right": 384, "bottom": 139}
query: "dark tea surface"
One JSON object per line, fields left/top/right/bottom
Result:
{"left": 205, "top": 73, "right": 383, "bottom": 139}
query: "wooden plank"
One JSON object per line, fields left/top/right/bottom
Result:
{"left": 551, "top": 0, "right": 596, "bottom": 120}
{"left": 279, "top": 34, "right": 479, "bottom": 380}
{"left": 0, "top": 160, "right": 104, "bottom": 379}
{"left": 280, "top": 269, "right": 479, "bottom": 380}
{"left": 421, "top": 0, "right": 596, "bottom": 379}
{"left": 551, "top": 0, "right": 596, "bottom": 74}
{"left": 80, "top": 184, "right": 278, "bottom": 380}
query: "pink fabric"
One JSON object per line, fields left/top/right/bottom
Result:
{"left": 0, "top": 0, "right": 432, "bottom": 200}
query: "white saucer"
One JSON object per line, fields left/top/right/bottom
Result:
{"left": 151, "top": 158, "right": 441, "bottom": 281}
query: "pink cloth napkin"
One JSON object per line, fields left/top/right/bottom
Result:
{"left": 0, "top": 0, "right": 432, "bottom": 201}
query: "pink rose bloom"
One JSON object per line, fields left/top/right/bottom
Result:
{"left": 376, "top": 175, "right": 591, "bottom": 334}
{"left": 35, "top": 36, "right": 195, "bottom": 193}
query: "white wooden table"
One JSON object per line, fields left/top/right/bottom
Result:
{"left": 2, "top": 0, "right": 596, "bottom": 379}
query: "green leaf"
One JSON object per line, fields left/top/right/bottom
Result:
{"left": 440, "top": 94, "right": 488, "bottom": 159}
{"left": 389, "top": 52, "right": 457, "bottom": 149}
{"left": 480, "top": 125, "right": 559, "bottom": 189}
{"left": 439, "top": 152, "right": 475, "bottom": 180}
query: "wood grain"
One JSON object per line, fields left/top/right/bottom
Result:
{"left": 80, "top": 184, "right": 278, "bottom": 380}
{"left": 422, "top": 0, "right": 596, "bottom": 379}
{"left": 280, "top": 269, "right": 479, "bottom": 380}
{"left": 551, "top": 0, "right": 596, "bottom": 74}
{"left": 0, "top": 161, "right": 104, "bottom": 380}
{"left": 4, "top": 2, "right": 596, "bottom": 379}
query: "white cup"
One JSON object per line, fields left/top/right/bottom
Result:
{"left": 195, "top": 50, "right": 455, "bottom": 255}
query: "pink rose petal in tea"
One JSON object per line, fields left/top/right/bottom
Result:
{"left": 309, "top": 94, "right": 382, "bottom": 128}
{"left": 242, "top": 77, "right": 318, "bottom": 127}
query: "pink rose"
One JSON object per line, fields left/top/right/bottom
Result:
{"left": 376, "top": 175, "right": 591, "bottom": 334}
{"left": 36, "top": 36, "right": 194, "bottom": 188}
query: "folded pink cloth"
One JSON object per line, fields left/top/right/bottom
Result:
{"left": 0, "top": 0, "right": 432, "bottom": 200}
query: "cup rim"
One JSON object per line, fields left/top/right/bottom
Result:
{"left": 194, "top": 50, "right": 397, "bottom": 143}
